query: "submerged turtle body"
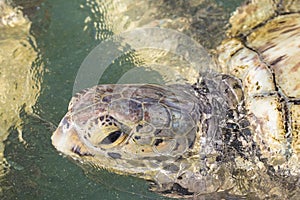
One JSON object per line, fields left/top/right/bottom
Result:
{"left": 52, "top": 1, "right": 300, "bottom": 199}
{"left": 217, "top": 0, "right": 300, "bottom": 175}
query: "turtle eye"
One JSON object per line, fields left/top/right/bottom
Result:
{"left": 100, "top": 130, "right": 126, "bottom": 147}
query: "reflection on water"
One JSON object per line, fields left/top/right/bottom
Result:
{"left": 76, "top": 0, "right": 233, "bottom": 93}
{"left": 0, "top": 0, "right": 43, "bottom": 191}
{"left": 84, "top": 0, "right": 235, "bottom": 49}
{"left": 73, "top": 27, "right": 215, "bottom": 94}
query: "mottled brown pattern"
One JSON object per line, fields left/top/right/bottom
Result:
{"left": 270, "top": 55, "right": 287, "bottom": 66}
{"left": 281, "top": 26, "right": 300, "bottom": 34}
{"left": 291, "top": 61, "right": 300, "bottom": 72}
{"left": 260, "top": 42, "right": 276, "bottom": 53}
{"left": 217, "top": 2, "right": 300, "bottom": 191}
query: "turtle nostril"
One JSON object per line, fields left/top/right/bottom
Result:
{"left": 61, "top": 116, "right": 70, "bottom": 128}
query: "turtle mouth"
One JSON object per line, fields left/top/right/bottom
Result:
{"left": 52, "top": 121, "right": 93, "bottom": 158}
{"left": 51, "top": 125, "right": 72, "bottom": 154}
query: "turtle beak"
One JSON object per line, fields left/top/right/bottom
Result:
{"left": 51, "top": 125, "right": 75, "bottom": 155}
{"left": 51, "top": 118, "right": 93, "bottom": 158}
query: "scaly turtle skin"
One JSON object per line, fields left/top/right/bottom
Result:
{"left": 52, "top": 1, "right": 300, "bottom": 199}
{"left": 52, "top": 79, "right": 247, "bottom": 197}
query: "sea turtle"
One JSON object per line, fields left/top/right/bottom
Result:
{"left": 52, "top": 0, "right": 300, "bottom": 199}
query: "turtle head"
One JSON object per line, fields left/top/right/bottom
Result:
{"left": 52, "top": 84, "right": 204, "bottom": 189}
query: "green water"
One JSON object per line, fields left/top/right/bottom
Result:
{"left": 0, "top": 0, "right": 243, "bottom": 199}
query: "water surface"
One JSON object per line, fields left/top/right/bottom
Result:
{"left": 0, "top": 0, "right": 243, "bottom": 199}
